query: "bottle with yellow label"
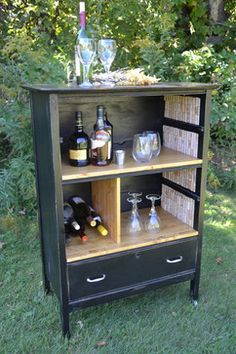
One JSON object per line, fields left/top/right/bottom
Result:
{"left": 69, "top": 111, "right": 90, "bottom": 167}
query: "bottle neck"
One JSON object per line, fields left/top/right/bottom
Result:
{"left": 75, "top": 124, "right": 83, "bottom": 132}
{"left": 96, "top": 116, "right": 105, "bottom": 129}
{"left": 80, "top": 11, "right": 86, "bottom": 28}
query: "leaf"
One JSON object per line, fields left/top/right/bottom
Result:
{"left": 96, "top": 341, "right": 108, "bottom": 347}
{"left": 215, "top": 257, "right": 223, "bottom": 265}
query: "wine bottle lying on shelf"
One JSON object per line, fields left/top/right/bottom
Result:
{"left": 89, "top": 206, "right": 109, "bottom": 236}
{"left": 63, "top": 203, "right": 89, "bottom": 241}
{"left": 69, "top": 196, "right": 109, "bottom": 236}
{"left": 69, "top": 196, "right": 96, "bottom": 227}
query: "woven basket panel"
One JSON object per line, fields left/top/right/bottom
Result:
{"left": 164, "top": 96, "right": 200, "bottom": 125}
{"left": 163, "top": 126, "right": 199, "bottom": 157}
{"left": 161, "top": 185, "right": 195, "bottom": 227}
{"left": 163, "top": 169, "right": 196, "bottom": 192}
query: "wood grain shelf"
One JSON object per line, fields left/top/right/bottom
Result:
{"left": 62, "top": 147, "right": 202, "bottom": 182}
{"left": 66, "top": 207, "right": 198, "bottom": 262}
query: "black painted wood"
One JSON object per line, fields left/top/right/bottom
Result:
{"left": 68, "top": 238, "right": 197, "bottom": 301}
{"left": 68, "top": 271, "right": 195, "bottom": 310}
{"left": 25, "top": 83, "right": 215, "bottom": 336}
{"left": 23, "top": 82, "right": 218, "bottom": 94}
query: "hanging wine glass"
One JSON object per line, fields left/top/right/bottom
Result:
{"left": 126, "top": 196, "right": 143, "bottom": 234}
{"left": 145, "top": 194, "right": 161, "bottom": 232}
{"left": 128, "top": 192, "right": 143, "bottom": 199}
{"left": 143, "top": 131, "right": 161, "bottom": 158}
{"left": 77, "top": 38, "right": 96, "bottom": 87}
{"left": 98, "top": 39, "right": 117, "bottom": 86}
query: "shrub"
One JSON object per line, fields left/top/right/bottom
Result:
{"left": 0, "top": 34, "right": 65, "bottom": 215}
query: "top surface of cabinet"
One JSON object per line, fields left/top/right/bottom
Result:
{"left": 23, "top": 82, "right": 218, "bottom": 94}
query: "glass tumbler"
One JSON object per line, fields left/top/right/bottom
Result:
{"left": 132, "top": 134, "right": 152, "bottom": 163}
{"left": 143, "top": 131, "right": 161, "bottom": 158}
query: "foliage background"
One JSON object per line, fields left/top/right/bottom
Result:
{"left": 0, "top": 0, "right": 236, "bottom": 215}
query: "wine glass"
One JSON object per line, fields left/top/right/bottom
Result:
{"left": 143, "top": 131, "right": 161, "bottom": 158}
{"left": 132, "top": 134, "right": 152, "bottom": 163}
{"left": 77, "top": 38, "right": 96, "bottom": 87}
{"left": 128, "top": 192, "right": 143, "bottom": 199}
{"left": 126, "top": 196, "right": 143, "bottom": 234}
{"left": 66, "top": 61, "right": 76, "bottom": 85}
{"left": 145, "top": 194, "right": 161, "bottom": 231}
{"left": 98, "top": 39, "right": 117, "bottom": 86}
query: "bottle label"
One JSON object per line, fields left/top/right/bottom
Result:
{"left": 91, "top": 138, "right": 106, "bottom": 150}
{"left": 69, "top": 149, "right": 87, "bottom": 161}
{"left": 107, "top": 141, "right": 111, "bottom": 159}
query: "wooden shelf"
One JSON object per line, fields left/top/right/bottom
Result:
{"left": 62, "top": 147, "right": 202, "bottom": 182}
{"left": 66, "top": 207, "right": 198, "bottom": 262}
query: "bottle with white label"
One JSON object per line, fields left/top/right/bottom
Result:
{"left": 90, "top": 105, "right": 112, "bottom": 166}
{"left": 69, "top": 111, "right": 90, "bottom": 167}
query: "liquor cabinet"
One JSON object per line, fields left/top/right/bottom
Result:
{"left": 24, "top": 82, "right": 217, "bottom": 336}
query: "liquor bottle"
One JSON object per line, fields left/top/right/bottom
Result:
{"left": 68, "top": 111, "right": 90, "bottom": 167}
{"left": 104, "top": 109, "right": 113, "bottom": 160}
{"left": 63, "top": 203, "right": 88, "bottom": 241}
{"left": 90, "top": 105, "right": 112, "bottom": 166}
{"left": 69, "top": 196, "right": 96, "bottom": 227}
{"left": 89, "top": 207, "right": 109, "bottom": 236}
{"left": 75, "top": 2, "right": 87, "bottom": 84}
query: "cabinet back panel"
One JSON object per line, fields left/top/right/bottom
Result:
{"left": 63, "top": 183, "right": 92, "bottom": 205}
{"left": 59, "top": 96, "right": 164, "bottom": 153}
{"left": 121, "top": 174, "right": 161, "bottom": 212}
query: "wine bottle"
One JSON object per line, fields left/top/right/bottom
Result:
{"left": 75, "top": 2, "right": 87, "bottom": 84}
{"left": 104, "top": 108, "right": 113, "bottom": 160}
{"left": 63, "top": 203, "right": 89, "bottom": 241}
{"left": 90, "top": 105, "right": 112, "bottom": 166}
{"left": 69, "top": 111, "right": 90, "bottom": 167}
{"left": 89, "top": 207, "right": 109, "bottom": 236}
{"left": 69, "top": 196, "right": 96, "bottom": 227}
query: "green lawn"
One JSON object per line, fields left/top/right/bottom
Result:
{"left": 0, "top": 190, "right": 235, "bottom": 354}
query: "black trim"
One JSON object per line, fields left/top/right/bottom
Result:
{"left": 162, "top": 177, "right": 200, "bottom": 202}
{"left": 164, "top": 117, "right": 204, "bottom": 134}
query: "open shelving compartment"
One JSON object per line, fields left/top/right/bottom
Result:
{"left": 62, "top": 94, "right": 203, "bottom": 262}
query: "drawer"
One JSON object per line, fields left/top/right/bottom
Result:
{"left": 67, "top": 238, "right": 197, "bottom": 301}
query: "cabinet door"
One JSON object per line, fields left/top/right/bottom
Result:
{"left": 68, "top": 238, "right": 197, "bottom": 301}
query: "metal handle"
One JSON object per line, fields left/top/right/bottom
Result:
{"left": 166, "top": 256, "right": 183, "bottom": 264}
{"left": 86, "top": 274, "right": 106, "bottom": 283}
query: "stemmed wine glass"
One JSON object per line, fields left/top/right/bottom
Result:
{"left": 126, "top": 196, "right": 143, "bottom": 234}
{"left": 98, "top": 39, "right": 117, "bottom": 86}
{"left": 77, "top": 38, "right": 96, "bottom": 87}
{"left": 145, "top": 194, "right": 161, "bottom": 231}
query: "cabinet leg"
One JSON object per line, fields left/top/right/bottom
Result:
{"left": 43, "top": 275, "right": 51, "bottom": 295}
{"left": 61, "top": 306, "right": 70, "bottom": 338}
{"left": 190, "top": 276, "right": 199, "bottom": 301}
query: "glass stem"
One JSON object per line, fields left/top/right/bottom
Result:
{"left": 104, "top": 63, "right": 111, "bottom": 74}
{"left": 83, "top": 64, "right": 90, "bottom": 83}
{"left": 151, "top": 199, "right": 156, "bottom": 215}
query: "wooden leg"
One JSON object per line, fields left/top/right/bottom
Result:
{"left": 190, "top": 276, "right": 199, "bottom": 302}
{"left": 61, "top": 306, "right": 70, "bottom": 338}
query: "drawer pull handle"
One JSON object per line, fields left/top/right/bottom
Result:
{"left": 86, "top": 274, "right": 106, "bottom": 283}
{"left": 166, "top": 256, "right": 183, "bottom": 264}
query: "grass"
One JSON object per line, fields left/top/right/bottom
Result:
{"left": 0, "top": 190, "right": 236, "bottom": 354}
